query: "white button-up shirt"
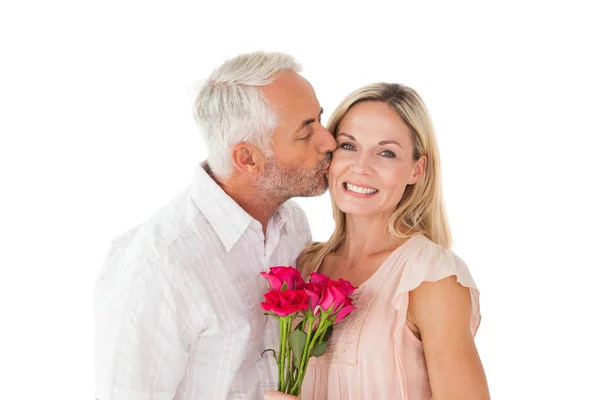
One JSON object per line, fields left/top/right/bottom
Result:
{"left": 94, "top": 163, "right": 312, "bottom": 400}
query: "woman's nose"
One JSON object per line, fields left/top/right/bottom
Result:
{"left": 349, "top": 152, "right": 373, "bottom": 175}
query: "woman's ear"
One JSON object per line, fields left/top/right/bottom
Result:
{"left": 408, "top": 155, "right": 427, "bottom": 185}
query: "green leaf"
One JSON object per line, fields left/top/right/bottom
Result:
{"left": 281, "top": 282, "right": 288, "bottom": 291}
{"left": 311, "top": 341, "right": 327, "bottom": 357}
{"left": 288, "top": 329, "right": 307, "bottom": 368}
{"left": 322, "top": 324, "right": 334, "bottom": 342}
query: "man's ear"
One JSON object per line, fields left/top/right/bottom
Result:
{"left": 230, "top": 143, "right": 266, "bottom": 175}
{"left": 408, "top": 155, "right": 427, "bottom": 185}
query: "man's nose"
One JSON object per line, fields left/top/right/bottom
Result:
{"left": 316, "top": 124, "right": 337, "bottom": 153}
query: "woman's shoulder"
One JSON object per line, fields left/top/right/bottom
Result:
{"left": 392, "top": 234, "right": 478, "bottom": 294}
{"left": 392, "top": 235, "right": 481, "bottom": 335}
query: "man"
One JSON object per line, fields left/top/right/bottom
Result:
{"left": 94, "top": 51, "right": 336, "bottom": 399}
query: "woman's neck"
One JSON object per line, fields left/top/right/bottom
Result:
{"left": 337, "top": 212, "right": 406, "bottom": 262}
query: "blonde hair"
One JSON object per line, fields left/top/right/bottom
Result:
{"left": 300, "top": 83, "right": 451, "bottom": 272}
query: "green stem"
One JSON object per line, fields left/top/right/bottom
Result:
{"left": 290, "top": 316, "right": 314, "bottom": 394}
{"left": 280, "top": 317, "right": 294, "bottom": 391}
{"left": 277, "top": 317, "right": 286, "bottom": 391}
{"left": 290, "top": 315, "right": 330, "bottom": 395}
{"left": 285, "top": 338, "right": 295, "bottom": 393}
{"left": 284, "top": 316, "right": 295, "bottom": 393}
{"left": 284, "top": 363, "right": 296, "bottom": 393}
{"left": 317, "top": 320, "right": 331, "bottom": 342}
{"left": 279, "top": 314, "right": 300, "bottom": 393}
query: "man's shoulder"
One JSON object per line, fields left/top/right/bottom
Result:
{"left": 97, "top": 211, "right": 215, "bottom": 303}
{"left": 103, "top": 189, "right": 213, "bottom": 268}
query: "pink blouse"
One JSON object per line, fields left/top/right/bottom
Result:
{"left": 301, "top": 235, "right": 481, "bottom": 399}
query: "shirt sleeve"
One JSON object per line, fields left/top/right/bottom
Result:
{"left": 94, "top": 253, "right": 200, "bottom": 400}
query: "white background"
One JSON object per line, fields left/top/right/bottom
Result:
{"left": 1, "top": 0, "right": 599, "bottom": 399}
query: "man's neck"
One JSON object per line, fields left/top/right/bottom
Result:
{"left": 211, "top": 171, "right": 283, "bottom": 235}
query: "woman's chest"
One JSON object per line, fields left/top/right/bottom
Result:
{"left": 311, "top": 286, "right": 399, "bottom": 366}
{"left": 319, "top": 253, "right": 392, "bottom": 287}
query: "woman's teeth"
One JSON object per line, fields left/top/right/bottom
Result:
{"left": 345, "top": 183, "right": 378, "bottom": 195}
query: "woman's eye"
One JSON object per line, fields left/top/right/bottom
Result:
{"left": 380, "top": 150, "right": 396, "bottom": 158}
{"left": 338, "top": 143, "right": 355, "bottom": 151}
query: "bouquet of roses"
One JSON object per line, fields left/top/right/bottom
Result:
{"left": 260, "top": 266, "right": 357, "bottom": 396}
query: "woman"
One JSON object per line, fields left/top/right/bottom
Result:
{"left": 266, "top": 83, "right": 489, "bottom": 399}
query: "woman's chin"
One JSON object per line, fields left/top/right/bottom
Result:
{"left": 335, "top": 200, "right": 397, "bottom": 219}
{"left": 337, "top": 203, "right": 376, "bottom": 217}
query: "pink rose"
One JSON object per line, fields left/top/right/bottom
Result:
{"left": 319, "top": 282, "right": 348, "bottom": 312}
{"left": 318, "top": 280, "right": 357, "bottom": 321}
{"left": 333, "top": 297, "right": 356, "bottom": 322}
{"left": 303, "top": 282, "right": 324, "bottom": 312}
{"left": 261, "top": 266, "right": 305, "bottom": 291}
{"left": 261, "top": 289, "right": 309, "bottom": 317}
{"left": 308, "top": 272, "right": 329, "bottom": 286}
{"left": 328, "top": 279, "right": 357, "bottom": 297}
{"left": 304, "top": 276, "right": 357, "bottom": 318}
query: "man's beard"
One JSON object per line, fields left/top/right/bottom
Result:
{"left": 255, "top": 156, "right": 330, "bottom": 204}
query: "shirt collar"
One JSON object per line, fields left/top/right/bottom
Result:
{"left": 189, "top": 162, "right": 288, "bottom": 252}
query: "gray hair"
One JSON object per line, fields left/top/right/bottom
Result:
{"left": 192, "top": 51, "right": 302, "bottom": 176}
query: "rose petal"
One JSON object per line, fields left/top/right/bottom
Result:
{"left": 334, "top": 302, "right": 356, "bottom": 322}
{"left": 308, "top": 272, "right": 329, "bottom": 286}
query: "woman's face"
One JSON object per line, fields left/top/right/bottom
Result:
{"left": 328, "top": 101, "right": 426, "bottom": 218}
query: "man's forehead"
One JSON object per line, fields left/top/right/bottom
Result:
{"left": 263, "top": 76, "right": 318, "bottom": 113}
{"left": 263, "top": 71, "right": 313, "bottom": 96}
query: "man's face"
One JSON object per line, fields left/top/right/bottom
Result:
{"left": 257, "top": 71, "right": 337, "bottom": 200}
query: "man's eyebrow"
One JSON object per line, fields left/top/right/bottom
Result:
{"left": 297, "top": 108, "right": 324, "bottom": 132}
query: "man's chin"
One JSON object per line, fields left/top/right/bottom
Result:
{"left": 289, "top": 184, "right": 325, "bottom": 198}
{"left": 284, "top": 171, "right": 330, "bottom": 198}
{"left": 299, "top": 181, "right": 329, "bottom": 198}
{"left": 318, "top": 173, "right": 330, "bottom": 195}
